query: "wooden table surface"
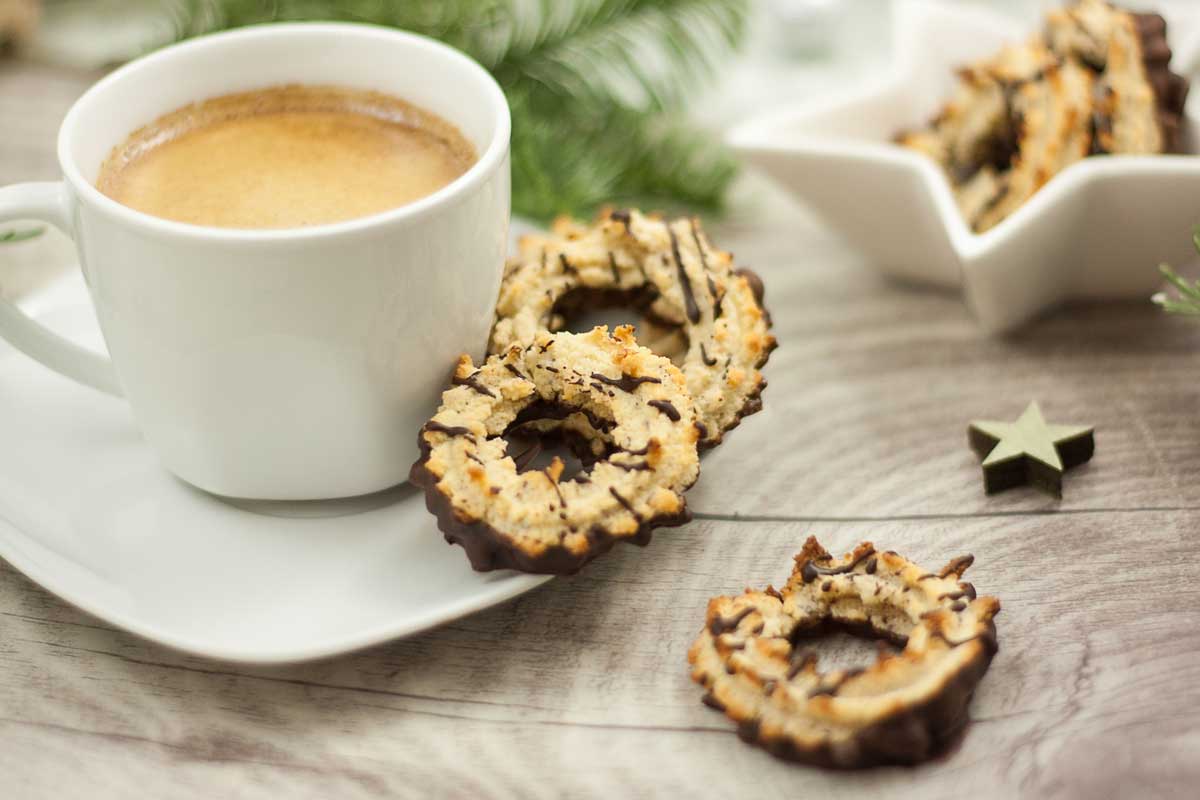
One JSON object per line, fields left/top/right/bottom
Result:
{"left": 3, "top": 58, "right": 1200, "bottom": 800}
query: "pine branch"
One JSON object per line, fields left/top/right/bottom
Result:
{"left": 489, "top": 0, "right": 746, "bottom": 112}
{"left": 166, "top": 0, "right": 748, "bottom": 221}
{"left": 168, "top": 1, "right": 509, "bottom": 45}
{"left": 0, "top": 227, "right": 44, "bottom": 244}
{"left": 1152, "top": 227, "right": 1200, "bottom": 316}
{"left": 510, "top": 87, "right": 735, "bottom": 220}
{"left": 1153, "top": 266, "right": 1200, "bottom": 316}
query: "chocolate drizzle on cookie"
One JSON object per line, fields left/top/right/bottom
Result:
{"left": 414, "top": 327, "right": 698, "bottom": 575}
{"left": 787, "top": 649, "right": 818, "bottom": 680}
{"left": 808, "top": 667, "right": 865, "bottom": 698}
{"left": 899, "top": 0, "right": 1190, "bottom": 232}
{"left": 609, "top": 486, "right": 641, "bottom": 520}
{"left": 800, "top": 546, "right": 878, "bottom": 583}
{"left": 489, "top": 209, "right": 775, "bottom": 448}
{"left": 709, "top": 607, "right": 754, "bottom": 637}
{"left": 689, "top": 537, "right": 1000, "bottom": 768}
{"left": 668, "top": 228, "right": 702, "bottom": 324}
{"left": 590, "top": 372, "right": 662, "bottom": 392}
{"left": 425, "top": 421, "right": 471, "bottom": 437}
{"left": 453, "top": 370, "right": 497, "bottom": 398}
{"left": 649, "top": 399, "right": 681, "bottom": 421}
{"left": 544, "top": 470, "right": 567, "bottom": 507}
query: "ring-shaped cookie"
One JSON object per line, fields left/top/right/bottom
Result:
{"left": 490, "top": 209, "right": 776, "bottom": 448}
{"left": 1046, "top": 0, "right": 1189, "bottom": 155}
{"left": 410, "top": 326, "right": 701, "bottom": 574}
{"left": 689, "top": 537, "right": 1000, "bottom": 768}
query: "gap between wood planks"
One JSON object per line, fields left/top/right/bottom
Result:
{"left": 1, "top": 620, "right": 1038, "bottom": 737}
{"left": 5, "top": 629, "right": 733, "bottom": 733}
{"left": 691, "top": 505, "right": 1200, "bottom": 523}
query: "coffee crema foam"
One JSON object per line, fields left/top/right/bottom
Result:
{"left": 96, "top": 84, "right": 477, "bottom": 229}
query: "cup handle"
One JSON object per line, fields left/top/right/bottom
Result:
{"left": 0, "top": 182, "right": 122, "bottom": 396}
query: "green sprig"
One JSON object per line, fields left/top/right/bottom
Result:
{"left": 0, "top": 227, "right": 44, "bottom": 244}
{"left": 168, "top": 0, "right": 748, "bottom": 222}
{"left": 1152, "top": 227, "right": 1200, "bottom": 316}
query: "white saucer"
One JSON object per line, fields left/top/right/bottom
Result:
{"left": 0, "top": 270, "right": 550, "bottom": 664}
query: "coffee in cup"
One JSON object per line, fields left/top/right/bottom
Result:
{"left": 95, "top": 84, "right": 477, "bottom": 229}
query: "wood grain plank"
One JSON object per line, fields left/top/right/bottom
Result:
{"left": 3, "top": 512, "right": 1199, "bottom": 798}
{"left": 3, "top": 51, "right": 1200, "bottom": 800}
{"left": 693, "top": 209, "right": 1200, "bottom": 518}
{"left": 0, "top": 60, "right": 100, "bottom": 184}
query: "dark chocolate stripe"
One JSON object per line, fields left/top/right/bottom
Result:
{"left": 692, "top": 220, "right": 726, "bottom": 316}
{"left": 511, "top": 440, "right": 543, "bottom": 472}
{"left": 590, "top": 372, "right": 661, "bottom": 392}
{"left": 453, "top": 371, "right": 496, "bottom": 398}
{"left": 426, "top": 421, "right": 471, "bottom": 437}
{"left": 709, "top": 606, "right": 753, "bottom": 636}
{"left": 648, "top": 399, "right": 681, "bottom": 421}
{"left": 609, "top": 251, "right": 620, "bottom": 284}
{"left": 504, "top": 364, "right": 528, "bottom": 380}
{"left": 690, "top": 218, "right": 710, "bottom": 271}
{"left": 558, "top": 253, "right": 576, "bottom": 274}
{"left": 611, "top": 461, "right": 651, "bottom": 471}
{"left": 939, "top": 555, "right": 974, "bottom": 578}
{"left": 545, "top": 470, "right": 566, "bottom": 507}
{"left": 668, "top": 228, "right": 701, "bottom": 324}
{"left": 808, "top": 667, "right": 865, "bottom": 698}
{"left": 707, "top": 274, "right": 721, "bottom": 319}
{"left": 787, "top": 650, "right": 818, "bottom": 680}
{"left": 699, "top": 342, "right": 717, "bottom": 367}
{"left": 734, "top": 268, "right": 765, "bottom": 307}
{"left": 799, "top": 547, "right": 877, "bottom": 583}
{"left": 608, "top": 486, "right": 640, "bottom": 520}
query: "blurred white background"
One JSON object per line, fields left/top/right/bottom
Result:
{"left": 17, "top": 0, "right": 1200, "bottom": 134}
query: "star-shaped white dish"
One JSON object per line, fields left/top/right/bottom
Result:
{"left": 729, "top": 0, "right": 1200, "bottom": 333}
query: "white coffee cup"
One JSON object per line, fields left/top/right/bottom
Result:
{"left": 0, "top": 24, "right": 511, "bottom": 500}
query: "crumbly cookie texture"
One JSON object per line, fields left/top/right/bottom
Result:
{"left": 410, "top": 326, "right": 701, "bottom": 574}
{"left": 490, "top": 209, "right": 776, "bottom": 448}
{"left": 689, "top": 537, "right": 1000, "bottom": 768}
{"left": 1047, "top": 0, "right": 1188, "bottom": 154}
{"left": 0, "top": 1, "right": 39, "bottom": 47}
{"left": 896, "top": 41, "right": 1053, "bottom": 186}
{"left": 897, "top": 0, "right": 1189, "bottom": 233}
{"left": 974, "top": 56, "right": 1095, "bottom": 232}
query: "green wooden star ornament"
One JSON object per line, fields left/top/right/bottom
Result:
{"left": 968, "top": 401, "right": 1094, "bottom": 497}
